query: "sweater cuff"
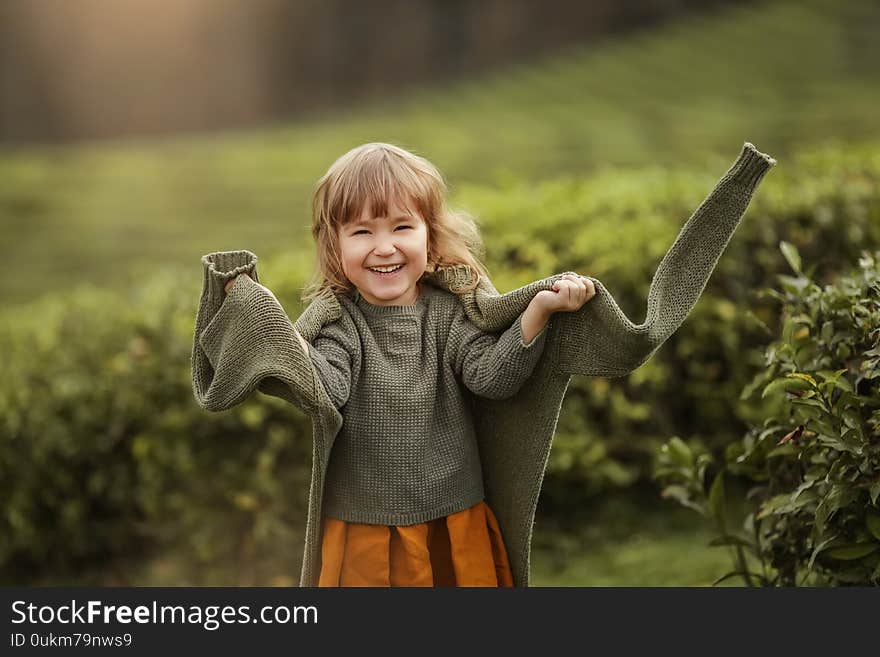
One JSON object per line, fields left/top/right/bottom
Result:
{"left": 196, "top": 251, "right": 262, "bottom": 346}
{"left": 202, "top": 250, "right": 260, "bottom": 283}
{"left": 725, "top": 142, "right": 777, "bottom": 190}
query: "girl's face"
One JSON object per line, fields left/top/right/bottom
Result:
{"left": 337, "top": 197, "right": 429, "bottom": 306}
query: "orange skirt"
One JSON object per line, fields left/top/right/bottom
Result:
{"left": 318, "top": 500, "right": 514, "bottom": 587}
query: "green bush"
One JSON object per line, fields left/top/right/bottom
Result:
{"left": 0, "top": 271, "right": 313, "bottom": 584}
{"left": 655, "top": 245, "right": 880, "bottom": 586}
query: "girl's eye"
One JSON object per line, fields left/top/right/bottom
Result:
{"left": 352, "top": 226, "right": 411, "bottom": 235}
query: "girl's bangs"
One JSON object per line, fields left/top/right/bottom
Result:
{"left": 334, "top": 157, "right": 430, "bottom": 227}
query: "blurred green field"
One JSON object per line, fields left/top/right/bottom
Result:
{"left": 1, "top": 0, "right": 878, "bottom": 306}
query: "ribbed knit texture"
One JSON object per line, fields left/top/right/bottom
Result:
{"left": 310, "top": 283, "right": 547, "bottom": 525}
{"left": 191, "top": 141, "right": 776, "bottom": 587}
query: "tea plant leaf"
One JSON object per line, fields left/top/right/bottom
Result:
{"left": 767, "top": 445, "right": 797, "bottom": 458}
{"left": 866, "top": 510, "right": 880, "bottom": 542}
{"left": 807, "top": 534, "right": 839, "bottom": 572}
{"left": 665, "top": 437, "right": 694, "bottom": 469}
{"left": 788, "top": 372, "right": 818, "bottom": 386}
{"left": 823, "top": 544, "right": 880, "bottom": 560}
{"left": 660, "top": 485, "right": 705, "bottom": 515}
{"left": 761, "top": 376, "right": 813, "bottom": 399}
{"left": 757, "top": 493, "right": 794, "bottom": 519}
{"left": 712, "top": 570, "right": 765, "bottom": 587}
{"left": 780, "top": 241, "right": 803, "bottom": 276}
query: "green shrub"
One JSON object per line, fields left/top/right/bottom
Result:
{"left": 655, "top": 245, "right": 880, "bottom": 586}
{"left": 0, "top": 270, "right": 313, "bottom": 584}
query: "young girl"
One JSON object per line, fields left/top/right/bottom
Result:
{"left": 192, "top": 140, "right": 776, "bottom": 587}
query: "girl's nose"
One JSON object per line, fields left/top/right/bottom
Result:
{"left": 373, "top": 237, "right": 399, "bottom": 255}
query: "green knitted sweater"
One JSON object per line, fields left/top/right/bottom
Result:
{"left": 192, "top": 141, "right": 776, "bottom": 587}
{"left": 314, "top": 281, "right": 549, "bottom": 526}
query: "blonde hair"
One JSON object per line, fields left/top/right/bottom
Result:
{"left": 301, "top": 142, "right": 489, "bottom": 304}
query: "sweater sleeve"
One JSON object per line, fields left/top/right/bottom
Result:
{"left": 452, "top": 308, "right": 549, "bottom": 400}
{"left": 191, "top": 250, "right": 320, "bottom": 413}
{"left": 555, "top": 141, "right": 777, "bottom": 378}
{"left": 305, "top": 318, "right": 355, "bottom": 410}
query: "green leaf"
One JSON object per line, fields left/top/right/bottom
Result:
{"left": 767, "top": 445, "right": 797, "bottom": 458}
{"left": 866, "top": 511, "right": 880, "bottom": 542}
{"left": 708, "top": 471, "right": 726, "bottom": 531}
{"left": 789, "top": 489, "right": 820, "bottom": 510}
{"left": 660, "top": 485, "right": 705, "bottom": 515}
{"left": 823, "top": 544, "right": 880, "bottom": 560}
{"left": 761, "top": 376, "right": 813, "bottom": 399}
{"left": 840, "top": 427, "right": 860, "bottom": 444}
{"left": 666, "top": 437, "right": 694, "bottom": 469}
{"left": 819, "top": 323, "right": 836, "bottom": 344}
{"left": 791, "top": 479, "right": 816, "bottom": 502}
{"left": 788, "top": 372, "right": 818, "bottom": 387}
{"left": 842, "top": 408, "right": 862, "bottom": 430}
{"left": 798, "top": 396, "right": 829, "bottom": 410}
{"left": 740, "top": 370, "right": 771, "bottom": 399}
{"left": 712, "top": 570, "right": 756, "bottom": 587}
{"left": 780, "top": 241, "right": 802, "bottom": 275}
{"left": 816, "top": 435, "right": 851, "bottom": 452}
{"left": 812, "top": 415, "right": 837, "bottom": 433}
{"left": 815, "top": 496, "right": 834, "bottom": 536}
{"left": 834, "top": 376, "right": 854, "bottom": 394}
{"left": 757, "top": 493, "right": 794, "bottom": 519}
{"left": 807, "top": 534, "right": 839, "bottom": 571}
{"left": 743, "top": 309, "right": 772, "bottom": 336}
{"left": 779, "top": 275, "right": 810, "bottom": 296}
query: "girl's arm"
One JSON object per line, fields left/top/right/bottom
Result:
{"left": 300, "top": 318, "right": 355, "bottom": 410}
{"left": 191, "top": 250, "right": 321, "bottom": 413}
{"left": 555, "top": 141, "right": 776, "bottom": 377}
{"left": 227, "top": 272, "right": 311, "bottom": 355}
{"left": 521, "top": 301, "right": 552, "bottom": 345}
{"left": 451, "top": 306, "right": 549, "bottom": 400}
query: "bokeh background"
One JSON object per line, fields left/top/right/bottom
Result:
{"left": 2, "top": 0, "right": 879, "bottom": 586}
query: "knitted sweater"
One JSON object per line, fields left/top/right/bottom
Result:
{"left": 313, "top": 283, "right": 548, "bottom": 525}
{"left": 192, "top": 141, "right": 776, "bottom": 587}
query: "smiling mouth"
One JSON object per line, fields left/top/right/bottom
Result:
{"left": 366, "top": 264, "right": 405, "bottom": 275}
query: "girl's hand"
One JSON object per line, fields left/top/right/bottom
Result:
{"left": 532, "top": 274, "right": 596, "bottom": 315}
